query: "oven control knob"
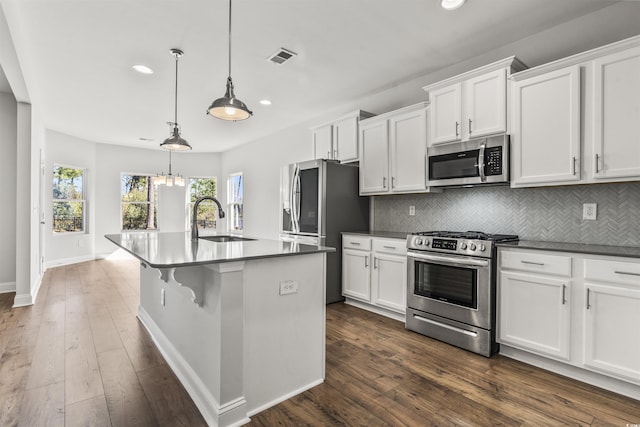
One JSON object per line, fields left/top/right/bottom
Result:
{"left": 469, "top": 243, "right": 477, "bottom": 251}
{"left": 415, "top": 238, "right": 423, "bottom": 246}
{"left": 459, "top": 242, "right": 467, "bottom": 250}
{"left": 423, "top": 239, "right": 430, "bottom": 247}
{"left": 479, "top": 244, "right": 486, "bottom": 252}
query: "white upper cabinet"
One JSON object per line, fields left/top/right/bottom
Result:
{"left": 311, "top": 110, "right": 374, "bottom": 163}
{"left": 466, "top": 69, "right": 507, "bottom": 139}
{"left": 359, "top": 118, "right": 389, "bottom": 194}
{"left": 424, "top": 57, "right": 525, "bottom": 146}
{"left": 359, "top": 103, "right": 434, "bottom": 196}
{"left": 389, "top": 107, "right": 428, "bottom": 193}
{"left": 428, "top": 83, "right": 462, "bottom": 144}
{"left": 510, "top": 35, "right": 640, "bottom": 188}
{"left": 592, "top": 46, "right": 640, "bottom": 180}
{"left": 511, "top": 65, "right": 581, "bottom": 186}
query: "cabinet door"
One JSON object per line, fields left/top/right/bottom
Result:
{"left": 372, "top": 253, "right": 406, "bottom": 313}
{"left": 465, "top": 69, "right": 507, "bottom": 139}
{"left": 592, "top": 46, "right": 640, "bottom": 179}
{"left": 583, "top": 283, "right": 640, "bottom": 382}
{"left": 342, "top": 249, "right": 371, "bottom": 301}
{"left": 312, "top": 124, "right": 333, "bottom": 160}
{"left": 499, "top": 271, "right": 571, "bottom": 360}
{"left": 359, "top": 119, "right": 389, "bottom": 195}
{"left": 389, "top": 108, "right": 427, "bottom": 192}
{"left": 511, "top": 66, "right": 581, "bottom": 186}
{"left": 428, "top": 83, "right": 462, "bottom": 145}
{"left": 333, "top": 115, "right": 359, "bottom": 163}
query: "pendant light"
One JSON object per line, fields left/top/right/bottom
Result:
{"left": 154, "top": 148, "right": 186, "bottom": 187}
{"left": 206, "top": 0, "right": 253, "bottom": 121}
{"left": 161, "top": 48, "right": 192, "bottom": 151}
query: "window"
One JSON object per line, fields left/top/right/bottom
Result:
{"left": 121, "top": 174, "right": 158, "bottom": 230}
{"left": 53, "top": 165, "right": 86, "bottom": 233}
{"left": 227, "top": 172, "right": 243, "bottom": 232}
{"left": 188, "top": 177, "right": 218, "bottom": 231}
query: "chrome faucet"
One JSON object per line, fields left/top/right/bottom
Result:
{"left": 191, "top": 196, "right": 226, "bottom": 241}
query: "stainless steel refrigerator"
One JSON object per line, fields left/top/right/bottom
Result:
{"left": 280, "top": 159, "right": 370, "bottom": 304}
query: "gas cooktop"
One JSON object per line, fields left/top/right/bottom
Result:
{"left": 407, "top": 231, "right": 519, "bottom": 258}
{"left": 412, "top": 231, "right": 519, "bottom": 242}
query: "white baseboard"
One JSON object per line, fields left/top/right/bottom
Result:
{"left": 0, "top": 281, "right": 16, "bottom": 294}
{"left": 13, "top": 292, "right": 33, "bottom": 307}
{"left": 137, "top": 307, "right": 251, "bottom": 427}
{"left": 247, "top": 379, "right": 324, "bottom": 417}
{"left": 344, "top": 298, "right": 406, "bottom": 322}
{"left": 45, "top": 254, "right": 95, "bottom": 269}
{"left": 500, "top": 345, "right": 640, "bottom": 401}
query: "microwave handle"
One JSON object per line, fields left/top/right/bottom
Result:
{"left": 478, "top": 143, "right": 486, "bottom": 182}
{"left": 291, "top": 164, "right": 300, "bottom": 233}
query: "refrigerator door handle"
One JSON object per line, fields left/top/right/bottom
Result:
{"left": 294, "top": 166, "right": 301, "bottom": 233}
{"left": 291, "top": 164, "right": 301, "bottom": 234}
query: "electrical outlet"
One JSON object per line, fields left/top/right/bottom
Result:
{"left": 409, "top": 205, "right": 416, "bottom": 216}
{"left": 161, "top": 288, "right": 165, "bottom": 306}
{"left": 279, "top": 280, "right": 298, "bottom": 295}
{"left": 583, "top": 203, "right": 597, "bottom": 220}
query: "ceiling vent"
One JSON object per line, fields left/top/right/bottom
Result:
{"left": 267, "top": 48, "right": 297, "bottom": 65}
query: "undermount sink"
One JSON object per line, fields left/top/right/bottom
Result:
{"left": 199, "top": 235, "right": 256, "bottom": 243}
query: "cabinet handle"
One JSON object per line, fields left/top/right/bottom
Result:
{"left": 468, "top": 118, "right": 472, "bottom": 135}
{"left": 327, "top": 151, "right": 331, "bottom": 159}
{"left": 391, "top": 177, "right": 396, "bottom": 188}
{"left": 521, "top": 260, "right": 545, "bottom": 266}
{"left": 595, "top": 153, "right": 600, "bottom": 174}
{"left": 383, "top": 245, "right": 396, "bottom": 250}
{"left": 373, "top": 257, "right": 378, "bottom": 269}
{"left": 364, "top": 256, "right": 368, "bottom": 268}
{"left": 334, "top": 149, "right": 338, "bottom": 158}
{"left": 350, "top": 242, "right": 361, "bottom": 246}
{"left": 572, "top": 157, "right": 577, "bottom": 176}
{"left": 455, "top": 121, "right": 459, "bottom": 138}
{"left": 383, "top": 177, "right": 387, "bottom": 188}
{"left": 586, "top": 288, "right": 591, "bottom": 310}
{"left": 614, "top": 270, "right": 640, "bottom": 277}
{"left": 561, "top": 284, "right": 567, "bottom": 305}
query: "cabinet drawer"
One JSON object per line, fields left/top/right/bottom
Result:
{"left": 342, "top": 235, "right": 371, "bottom": 251}
{"left": 584, "top": 258, "right": 640, "bottom": 287}
{"left": 372, "top": 238, "right": 406, "bottom": 255}
{"left": 500, "top": 250, "right": 571, "bottom": 277}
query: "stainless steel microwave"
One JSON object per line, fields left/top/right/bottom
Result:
{"left": 427, "top": 134, "right": 509, "bottom": 187}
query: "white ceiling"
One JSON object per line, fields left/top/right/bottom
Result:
{"left": 0, "top": 0, "right": 631, "bottom": 152}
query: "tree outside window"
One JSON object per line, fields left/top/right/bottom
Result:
{"left": 121, "top": 174, "right": 158, "bottom": 230}
{"left": 53, "top": 165, "right": 86, "bottom": 233}
{"left": 189, "top": 177, "right": 218, "bottom": 231}
{"left": 227, "top": 173, "right": 243, "bottom": 232}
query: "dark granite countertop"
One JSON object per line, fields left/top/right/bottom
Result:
{"left": 341, "top": 231, "right": 409, "bottom": 240}
{"left": 497, "top": 240, "right": 640, "bottom": 259}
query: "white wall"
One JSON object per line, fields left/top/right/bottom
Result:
{"left": 0, "top": 91, "right": 16, "bottom": 289}
{"left": 92, "top": 142, "right": 222, "bottom": 257}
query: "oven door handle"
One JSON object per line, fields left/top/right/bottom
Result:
{"left": 407, "top": 251, "right": 490, "bottom": 268}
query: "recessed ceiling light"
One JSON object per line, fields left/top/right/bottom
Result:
{"left": 133, "top": 64, "right": 154, "bottom": 75}
{"left": 260, "top": 99, "right": 272, "bottom": 106}
{"left": 138, "top": 137, "right": 154, "bottom": 141}
{"left": 440, "top": 0, "right": 466, "bottom": 10}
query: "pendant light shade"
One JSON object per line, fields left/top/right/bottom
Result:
{"left": 161, "top": 48, "right": 192, "bottom": 151}
{"left": 207, "top": 0, "right": 252, "bottom": 121}
{"left": 154, "top": 149, "right": 186, "bottom": 187}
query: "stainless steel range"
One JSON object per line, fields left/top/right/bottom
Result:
{"left": 405, "top": 231, "right": 518, "bottom": 357}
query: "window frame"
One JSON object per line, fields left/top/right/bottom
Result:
{"left": 52, "top": 163, "right": 87, "bottom": 235}
{"left": 227, "top": 172, "right": 243, "bottom": 233}
{"left": 120, "top": 172, "right": 159, "bottom": 232}
{"left": 187, "top": 176, "right": 218, "bottom": 231}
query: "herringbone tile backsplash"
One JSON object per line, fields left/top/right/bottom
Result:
{"left": 373, "top": 182, "right": 640, "bottom": 247}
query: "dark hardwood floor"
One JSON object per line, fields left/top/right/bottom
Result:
{"left": 1, "top": 257, "right": 639, "bottom": 426}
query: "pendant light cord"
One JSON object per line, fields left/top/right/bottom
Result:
{"left": 228, "top": 0, "right": 232, "bottom": 79}
{"left": 174, "top": 53, "right": 179, "bottom": 126}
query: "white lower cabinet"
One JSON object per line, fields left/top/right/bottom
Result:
{"left": 499, "top": 271, "right": 571, "bottom": 360}
{"left": 498, "top": 247, "right": 640, "bottom": 394}
{"left": 342, "top": 234, "right": 406, "bottom": 318}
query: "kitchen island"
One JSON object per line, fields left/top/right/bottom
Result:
{"left": 105, "top": 232, "right": 334, "bottom": 427}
